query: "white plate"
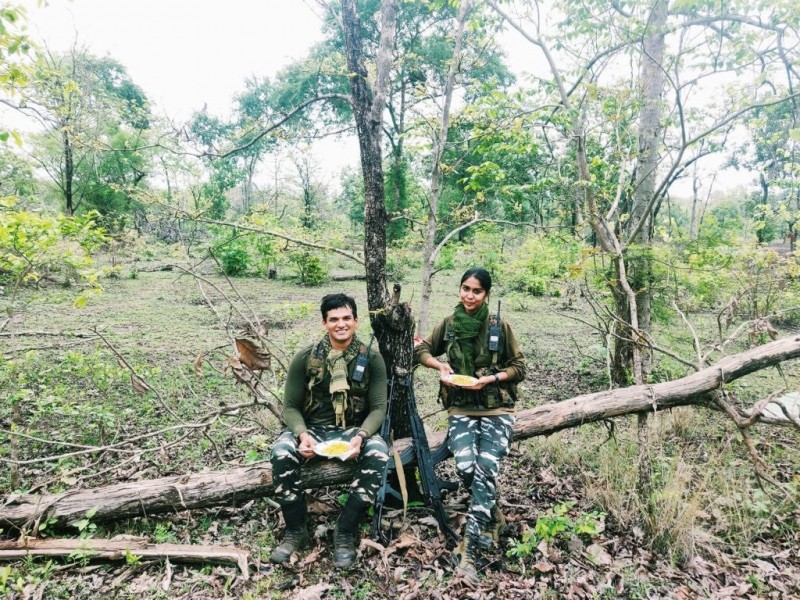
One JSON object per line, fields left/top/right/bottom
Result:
{"left": 444, "top": 374, "right": 479, "bottom": 387}
{"left": 314, "top": 439, "right": 356, "bottom": 460}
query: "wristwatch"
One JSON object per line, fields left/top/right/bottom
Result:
{"left": 356, "top": 431, "right": 369, "bottom": 445}
{"left": 493, "top": 373, "right": 501, "bottom": 383}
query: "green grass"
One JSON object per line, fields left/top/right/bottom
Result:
{"left": 1, "top": 246, "right": 799, "bottom": 598}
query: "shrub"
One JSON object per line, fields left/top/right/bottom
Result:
{"left": 499, "top": 233, "right": 581, "bottom": 296}
{"left": 210, "top": 230, "right": 277, "bottom": 277}
{"left": 288, "top": 250, "right": 329, "bottom": 285}
{"left": 0, "top": 199, "right": 108, "bottom": 304}
{"left": 216, "top": 242, "right": 250, "bottom": 276}
{"left": 507, "top": 500, "right": 605, "bottom": 558}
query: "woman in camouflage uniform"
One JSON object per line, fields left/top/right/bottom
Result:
{"left": 414, "top": 268, "right": 526, "bottom": 581}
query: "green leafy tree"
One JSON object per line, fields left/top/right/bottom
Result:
{"left": 0, "top": 3, "right": 31, "bottom": 145}
{"left": 489, "top": 0, "right": 800, "bottom": 379}
{"left": 229, "top": 1, "right": 513, "bottom": 243}
{"left": 380, "top": 0, "right": 513, "bottom": 243}
{"left": 731, "top": 98, "right": 800, "bottom": 248}
{"left": 19, "top": 47, "right": 152, "bottom": 217}
{"left": 0, "top": 147, "right": 35, "bottom": 199}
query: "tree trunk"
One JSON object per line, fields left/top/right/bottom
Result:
{"left": 416, "top": 0, "right": 472, "bottom": 336}
{"left": 387, "top": 153, "right": 409, "bottom": 242}
{"left": 63, "top": 129, "right": 74, "bottom": 216}
{"left": 3, "top": 335, "right": 798, "bottom": 531}
{"left": 341, "top": 0, "right": 391, "bottom": 311}
{"left": 625, "top": 0, "right": 668, "bottom": 513}
{"left": 615, "top": 0, "right": 668, "bottom": 383}
{"left": 340, "top": 0, "right": 416, "bottom": 445}
{"left": 690, "top": 160, "right": 701, "bottom": 240}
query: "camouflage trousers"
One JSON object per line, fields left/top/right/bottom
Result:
{"left": 270, "top": 426, "right": 389, "bottom": 505}
{"left": 447, "top": 414, "right": 514, "bottom": 540}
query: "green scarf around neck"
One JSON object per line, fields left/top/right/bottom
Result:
{"left": 320, "top": 334, "right": 361, "bottom": 427}
{"left": 450, "top": 302, "right": 488, "bottom": 375}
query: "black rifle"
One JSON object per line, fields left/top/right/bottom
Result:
{"left": 371, "top": 376, "right": 402, "bottom": 543}
{"left": 372, "top": 374, "right": 459, "bottom": 545}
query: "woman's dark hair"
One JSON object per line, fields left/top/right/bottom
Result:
{"left": 320, "top": 293, "right": 358, "bottom": 320}
{"left": 460, "top": 267, "right": 492, "bottom": 293}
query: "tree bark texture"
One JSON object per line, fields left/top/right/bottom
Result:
{"left": 0, "top": 538, "right": 249, "bottom": 579}
{"left": 341, "top": 0, "right": 392, "bottom": 314}
{"left": 417, "top": 0, "right": 472, "bottom": 337}
{"left": 615, "top": 0, "right": 668, "bottom": 381}
{"left": 3, "top": 335, "right": 798, "bottom": 531}
{"left": 63, "top": 129, "right": 74, "bottom": 216}
{"left": 626, "top": 0, "right": 668, "bottom": 506}
{"left": 340, "top": 0, "right": 416, "bottom": 443}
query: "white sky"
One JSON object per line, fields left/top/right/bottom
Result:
{"left": 13, "top": 0, "right": 753, "bottom": 197}
{"left": 16, "top": 0, "right": 362, "bottom": 185}
{"left": 20, "top": 0, "right": 328, "bottom": 121}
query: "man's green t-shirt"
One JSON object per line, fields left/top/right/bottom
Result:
{"left": 281, "top": 342, "right": 387, "bottom": 438}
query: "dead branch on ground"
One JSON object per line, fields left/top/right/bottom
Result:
{"left": 0, "top": 537, "right": 250, "bottom": 580}
{"left": 3, "top": 334, "right": 798, "bottom": 531}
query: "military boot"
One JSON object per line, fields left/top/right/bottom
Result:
{"left": 478, "top": 504, "right": 506, "bottom": 549}
{"left": 270, "top": 499, "right": 310, "bottom": 564}
{"left": 332, "top": 495, "right": 369, "bottom": 568}
{"left": 454, "top": 533, "right": 480, "bottom": 583}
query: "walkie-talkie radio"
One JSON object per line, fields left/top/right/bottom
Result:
{"left": 352, "top": 335, "right": 374, "bottom": 382}
{"left": 488, "top": 300, "right": 501, "bottom": 352}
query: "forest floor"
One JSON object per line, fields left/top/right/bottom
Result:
{"left": 1, "top": 254, "right": 799, "bottom": 599}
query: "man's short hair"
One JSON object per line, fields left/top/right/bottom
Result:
{"left": 320, "top": 293, "right": 358, "bottom": 321}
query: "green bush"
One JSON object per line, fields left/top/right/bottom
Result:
{"left": 216, "top": 243, "right": 250, "bottom": 276}
{"left": 507, "top": 501, "right": 605, "bottom": 558}
{"left": 288, "top": 250, "right": 329, "bottom": 285}
{"left": 0, "top": 200, "right": 108, "bottom": 305}
{"left": 210, "top": 230, "right": 277, "bottom": 277}
{"left": 646, "top": 237, "right": 800, "bottom": 324}
{"left": 499, "top": 233, "right": 581, "bottom": 296}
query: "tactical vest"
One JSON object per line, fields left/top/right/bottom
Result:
{"left": 304, "top": 340, "right": 371, "bottom": 426}
{"left": 440, "top": 314, "right": 517, "bottom": 410}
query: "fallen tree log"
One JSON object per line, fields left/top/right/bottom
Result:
{"left": 0, "top": 537, "right": 249, "bottom": 579}
{"left": 2, "top": 335, "right": 799, "bottom": 530}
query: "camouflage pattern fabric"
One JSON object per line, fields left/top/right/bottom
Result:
{"left": 271, "top": 426, "right": 389, "bottom": 504}
{"left": 447, "top": 414, "right": 514, "bottom": 540}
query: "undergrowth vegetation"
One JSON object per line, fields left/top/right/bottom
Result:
{"left": 1, "top": 225, "right": 800, "bottom": 598}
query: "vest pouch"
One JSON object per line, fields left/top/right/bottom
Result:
{"left": 476, "top": 367, "right": 516, "bottom": 409}
{"left": 483, "top": 384, "right": 500, "bottom": 409}
{"left": 498, "top": 382, "right": 517, "bottom": 408}
{"left": 345, "top": 355, "right": 371, "bottom": 424}
{"left": 348, "top": 390, "right": 367, "bottom": 419}
{"left": 474, "top": 367, "right": 498, "bottom": 409}
{"left": 440, "top": 384, "right": 470, "bottom": 408}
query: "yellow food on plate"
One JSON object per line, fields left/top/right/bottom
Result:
{"left": 318, "top": 441, "right": 351, "bottom": 456}
{"left": 449, "top": 374, "right": 478, "bottom": 386}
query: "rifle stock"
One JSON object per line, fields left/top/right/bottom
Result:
{"left": 371, "top": 375, "right": 458, "bottom": 545}
{"left": 371, "top": 377, "right": 397, "bottom": 543}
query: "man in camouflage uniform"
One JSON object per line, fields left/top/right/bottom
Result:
{"left": 270, "top": 293, "right": 389, "bottom": 568}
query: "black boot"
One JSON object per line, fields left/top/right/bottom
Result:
{"left": 333, "top": 495, "right": 369, "bottom": 568}
{"left": 270, "top": 499, "right": 310, "bottom": 564}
